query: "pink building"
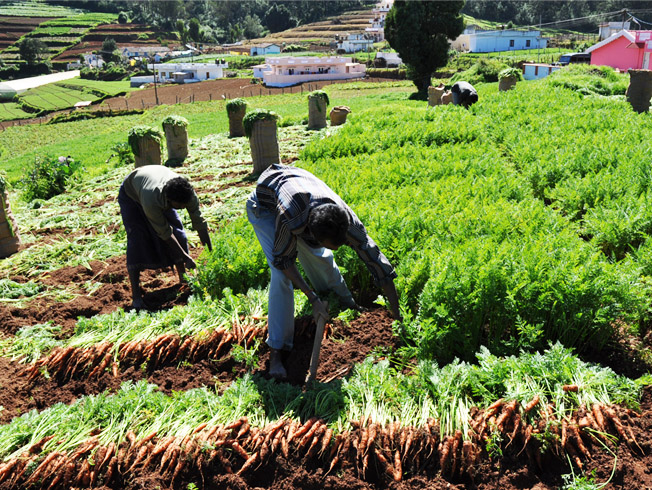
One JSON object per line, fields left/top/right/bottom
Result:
{"left": 586, "top": 30, "right": 652, "bottom": 71}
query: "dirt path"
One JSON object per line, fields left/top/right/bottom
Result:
{"left": 0, "top": 76, "right": 401, "bottom": 129}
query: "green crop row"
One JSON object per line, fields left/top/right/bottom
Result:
{"left": 0, "top": 342, "right": 640, "bottom": 462}
{"left": 190, "top": 68, "right": 652, "bottom": 364}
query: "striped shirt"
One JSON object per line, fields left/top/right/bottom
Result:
{"left": 122, "top": 165, "right": 207, "bottom": 241}
{"left": 255, "top": 164, "right": 396, "bottom": 285}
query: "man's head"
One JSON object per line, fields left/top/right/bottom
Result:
{"left": 308, "top": 203, "right": 349, "bottom": 250}
{"left": 163, "top": 176, "right": 194, "bottom": 208}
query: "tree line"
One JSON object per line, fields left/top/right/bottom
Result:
{"left": 463, "top": 0, "right": 652, "bottom": 31}
{"left": 37, "top": 0, "right": 374, "bottom": 43}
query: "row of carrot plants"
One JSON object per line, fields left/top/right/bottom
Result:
{"left": 0, "top": 343, "right": 642, "bottom": 486}
{"left": 193, "top": 67, "right": 652, "bottom": 365}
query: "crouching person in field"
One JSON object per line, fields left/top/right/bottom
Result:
{"left": 246, "top": 163, "right": 401, "bottom": 379}
{"left": 118, "top": 165, "right": 212, "bottom": 310}
{"left": 451, "top": 81, "right": 478, "bottom": 108}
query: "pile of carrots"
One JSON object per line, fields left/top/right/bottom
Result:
{"left": 24, "top": 324, "right": 266, "bottom": 383}
{"left": 0, "top": 396, "right": 641, "bottom": 488}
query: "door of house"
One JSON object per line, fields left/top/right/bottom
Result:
{"left": 644, "top": 52, "right": 650, "bottom": 69}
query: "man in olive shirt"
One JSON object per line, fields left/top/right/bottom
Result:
{"left": 118, "top": 165, "right": 212, "bottom": 309}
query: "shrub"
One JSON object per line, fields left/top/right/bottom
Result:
{"left": 450, "top": 58, "right": 510, "bottom": 85}
{"left": 20, "top": 155, "right": 84, "bottom": 201}
{"left": 106, "top": 142, "right": 135, "bottom": 167}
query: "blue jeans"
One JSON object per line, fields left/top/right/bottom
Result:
{"left": 246, "top": 193, "right": 354, "bottom": 350}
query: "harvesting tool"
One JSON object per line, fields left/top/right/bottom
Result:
{"left": 305, "top": 301, "right": 328, "bottom": 385}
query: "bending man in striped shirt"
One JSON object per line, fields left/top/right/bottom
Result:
{"left": 247, "top": 164, "right": 400, "bottom": 379}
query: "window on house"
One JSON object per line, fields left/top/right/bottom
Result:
{"left": 206, "top": 72, "right": 209, "bottom": 78}
{"left": 509, "top": 40, "right": 515, "bottom": 47}
{"left": 526, "top": 40, "right": 531, "bottom": 47}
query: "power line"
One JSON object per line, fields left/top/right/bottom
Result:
{"left": 524, "top": 9, "right": 626, "bottom": 30}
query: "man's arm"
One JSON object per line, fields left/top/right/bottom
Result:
{"left": 381, "top": 280, "right": 401, "bottom": 321}
{"left": 164, "top": 234, "right": 196, "bottom": 269}
{"left": 197, "top": 228, "right": 212, "bottom": 252}
{"left": 281, "top": 263, "right": 329, "bottom": 323}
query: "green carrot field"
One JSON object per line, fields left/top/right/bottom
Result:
{"left": 0, "top": 65, "right": 651, "bottom": 489}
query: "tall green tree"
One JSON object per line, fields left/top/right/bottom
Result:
{"left": 264, "top": 4, "right": 295, "bottom": 33}
{"left": 18, "top": 38, "right": 47, "bottom": 65}
{"left": 100, "top": 37, "right": 119, "bottom": 63}
{"left": 385, "top": 1, "right": 465, "bottom": 97}
{"left": 188, "top": 18, "right": 201, "bottom": 44}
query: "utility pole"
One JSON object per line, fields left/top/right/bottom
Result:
{"left": 622, "top": 8, "right": 627, "bottom": 30}
{"left": 150, "top": 57, "right": 159, "bottom": 105}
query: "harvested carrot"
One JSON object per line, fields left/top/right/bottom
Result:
{"left": 375, "top": 448, "right": 394, "bottom": 479}
{"left": 591, "top": 403, "right": 607, "bottom": 432}
{"left": 225, "top": 416, "right": 247, "bottom": 431}
{"left": 306, "top": 426, "right": 326, "bottom": 460}
{"left": 319, "top": 428, "right": 334, "bottom": 458}
{"left": 229, "top": 441, "right": 249, "bottom": 461}
{"left": 568, "top": 424, "right": 591, "bottom": 459}
{"left": 292, "top": 417, "right": 318, "bottom": 444}
{"left": 450, "top": 430, "right": 462, "bottom": 477}
{"left": 237, "top": 452, "right": 259, "bottom": 475}
{"left": 496, "top": 400, "right": 518, "bottom": 432}
{"left": 393, "top": 449, "right": 403, "bottom": 481}
{"left": 439, "top": 435, "right": 452, "bottom": 472}
{"left": 170, "top": 458, "right": 186, "bottom": 486}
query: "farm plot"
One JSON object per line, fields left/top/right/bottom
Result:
{"left": 0, "top": 72, "right": 651, "bottom": 489}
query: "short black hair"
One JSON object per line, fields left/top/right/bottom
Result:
{"left": 308, "top": 203, "right": 350, "bottom": 247}
{"left": 164, "top": 176, "right": 194, "bottom": 204}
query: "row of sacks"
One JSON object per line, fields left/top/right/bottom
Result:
{"left": 226, "top": 92, "right": 351, "bottom": 137}
{"left": 129, "top": 91, "right": 354, "bottom": 175}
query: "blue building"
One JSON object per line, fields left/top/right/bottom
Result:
{"left": 459, "top": 29, "right": 547, "bottom": 53}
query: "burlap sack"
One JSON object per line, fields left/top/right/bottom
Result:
{"left": 228, "top": 106, "right": 247, "bottom": 137}
{"left": 329, "top": 106, "right": 351, "bottom": 126}
{"left": 0, "top": 191, "right": 20, "bottom": 258}
{"left": 308, "top": 95, "right": 328, "bottom": 129}
{"left": 626, "top": 69, "right": 652, "bottom": 113}
{"left": 498, "top": 75, "right": 518, "bottom": 92}
{"left": 428, "top": 84, "right": 445, "bottom": 106}
{"left": 163, "top": 123, "right": 188, "bottom": 165}
{"left": 441, "top": 90, "right": 454, "bottom": 105}
{"left": 250, "top": 119, "right": 280, "bottom": 174}
{"left": 134, "top": 137, "right": 162, "bottom": 168}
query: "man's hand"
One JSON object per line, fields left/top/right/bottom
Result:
{"left": 312, "top": 297, "right": 329, "bottom": 325}
{"left": 185, "top": 256, "right": 197, "bottom": 270}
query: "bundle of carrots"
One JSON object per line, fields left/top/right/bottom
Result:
{"left": 469, "top": 396, "right": 641, "bottom": 472}
{"left": 0, "top": 399, "right": 641, "bottom": 488}
{"left": 24, "top": 324, "right": 266, "bottom": 383}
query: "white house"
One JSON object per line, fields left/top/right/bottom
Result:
{"left": 366, "top": 0, "right": 393, "bottom": 41}
{"left": 522, "top": 63, "right": 561, "bottom": 80}
{"left": 454, "top": 28, "right": 547, "bottom": 53}
{"left": 67, "top": 53, "right": 104, "bottom": 70}
{"left": 131, "top": 60, "right": 228, "bottom": 87}
{"left": 375, "top": 52, "right": 402, "bottom": 67}
{"left": 121, "top": 46, "right": 171, "bottom": 60}
{"left": 254, "top": 56, "right": 366, "bottom": 87}
{"left": 250, "top": 43, "right": 281, "bottom": 56}
{"left": 337, "top": 33, "right": 374, "bottom": 53}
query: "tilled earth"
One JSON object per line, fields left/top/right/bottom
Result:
{"left": 0, "top": 250, "right": 651, "bottom": 489}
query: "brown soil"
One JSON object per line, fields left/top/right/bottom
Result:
{"left": 1, "top": 249, "right": 652, "bottom": 489}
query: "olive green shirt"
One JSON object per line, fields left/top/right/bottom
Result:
{"left": 122, "top": 165, "right": 207, "bottom": 241}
